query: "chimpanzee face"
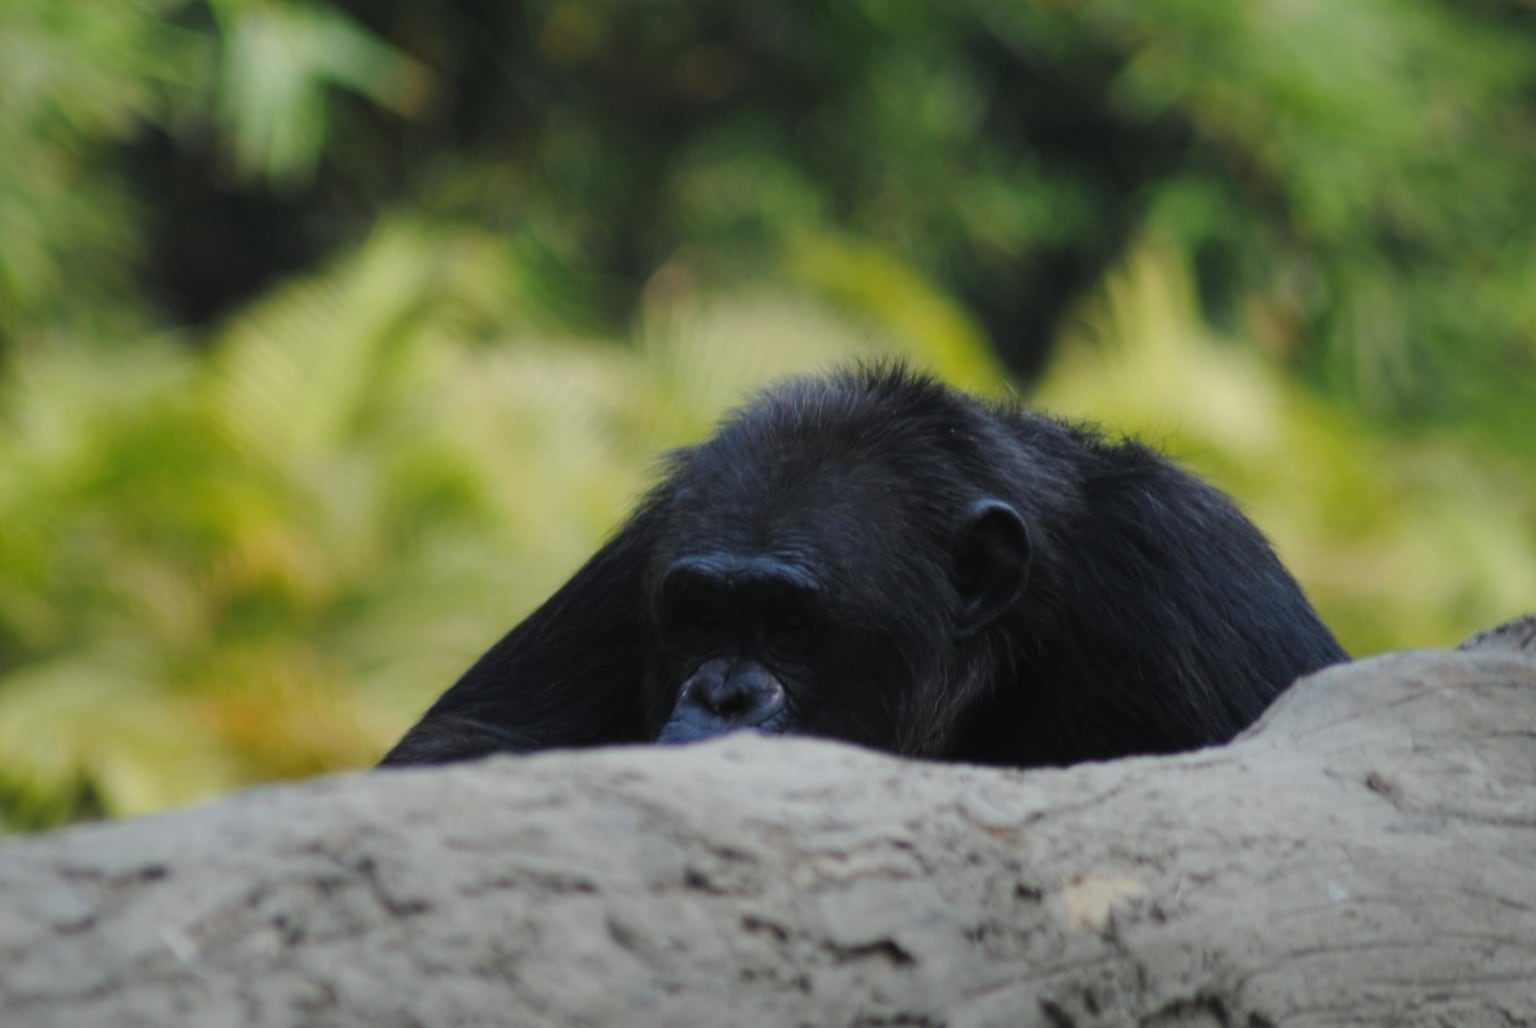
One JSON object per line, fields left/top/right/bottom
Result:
{"left": 650, "top": 551, "right": 817, "bottom": 743}
{"left": 646, "top": 455, "right": 1031, "bottom": 752}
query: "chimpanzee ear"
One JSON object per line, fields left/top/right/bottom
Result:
{"left": 951, "top": 499, "right": 1030, "bottom": 639}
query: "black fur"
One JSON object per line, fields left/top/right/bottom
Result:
{"left": 382, "top": 366, "right": 1346, "bottom": 768}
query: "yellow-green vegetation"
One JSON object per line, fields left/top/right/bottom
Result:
{"left": 0, "top": 221, "right": 989, "bottom": 828}
{"left": 4, "top": 0, "right": 1535, "bottom": 830}
{"left": 3, "top": 226, "right": 1532, "bottom": 830}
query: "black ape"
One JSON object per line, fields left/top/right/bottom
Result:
{"left": 382, "top": 366, "right": 1346, "bottom": 768}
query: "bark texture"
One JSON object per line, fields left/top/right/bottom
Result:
{"left": 3, "top": 617, "right": 1535, "bottom": 1027}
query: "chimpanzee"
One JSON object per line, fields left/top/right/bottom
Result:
{"left": 381, "top": 365, "right": 1346, "bottom": 768}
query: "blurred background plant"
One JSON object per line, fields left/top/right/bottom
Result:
{"left": 1, "top": 0, "right": 1533, "bottom": 830}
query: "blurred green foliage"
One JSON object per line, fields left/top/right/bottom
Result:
{"left": 0, "top": 1, "right": 1533, "bottom": 829}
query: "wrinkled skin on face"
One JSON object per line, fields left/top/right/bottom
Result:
{"left": 639, "top": 445, "right": 1033, "bottom": 754}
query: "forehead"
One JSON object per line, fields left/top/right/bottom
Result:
{"left": 664, "top": 436, "right": 933, "bottom": 577}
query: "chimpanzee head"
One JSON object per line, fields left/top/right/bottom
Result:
{"left": 643, "top": 373, "right": 1033, "bottom": 756}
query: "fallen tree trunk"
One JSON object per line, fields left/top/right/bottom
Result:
{"left": 3, "top": 618, "right": 1535, "bottom": 1028}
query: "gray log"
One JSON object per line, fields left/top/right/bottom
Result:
{"left": 3, "top": 616, "right": 1535, "bottom": 1027}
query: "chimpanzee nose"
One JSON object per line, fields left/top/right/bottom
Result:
{"left": 659, "top": 659, "right": 788, "bottom": 744}
{"left": 695, "top": 662, "right": 781, "bottom": 720}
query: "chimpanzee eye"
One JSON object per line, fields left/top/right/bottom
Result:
{"left": 692, "top": 604, "right": 721, "bottom": 629}
{"left": 779, "top": 609, "right": 806, "bottom": 632}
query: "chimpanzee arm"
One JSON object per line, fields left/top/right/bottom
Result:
{"left": 379, "top": 516, "right": 659, "bottom": 766}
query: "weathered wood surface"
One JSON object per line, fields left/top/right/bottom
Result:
{"left": 2, "top": 616, "right": 1534, "bottom": 1027}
